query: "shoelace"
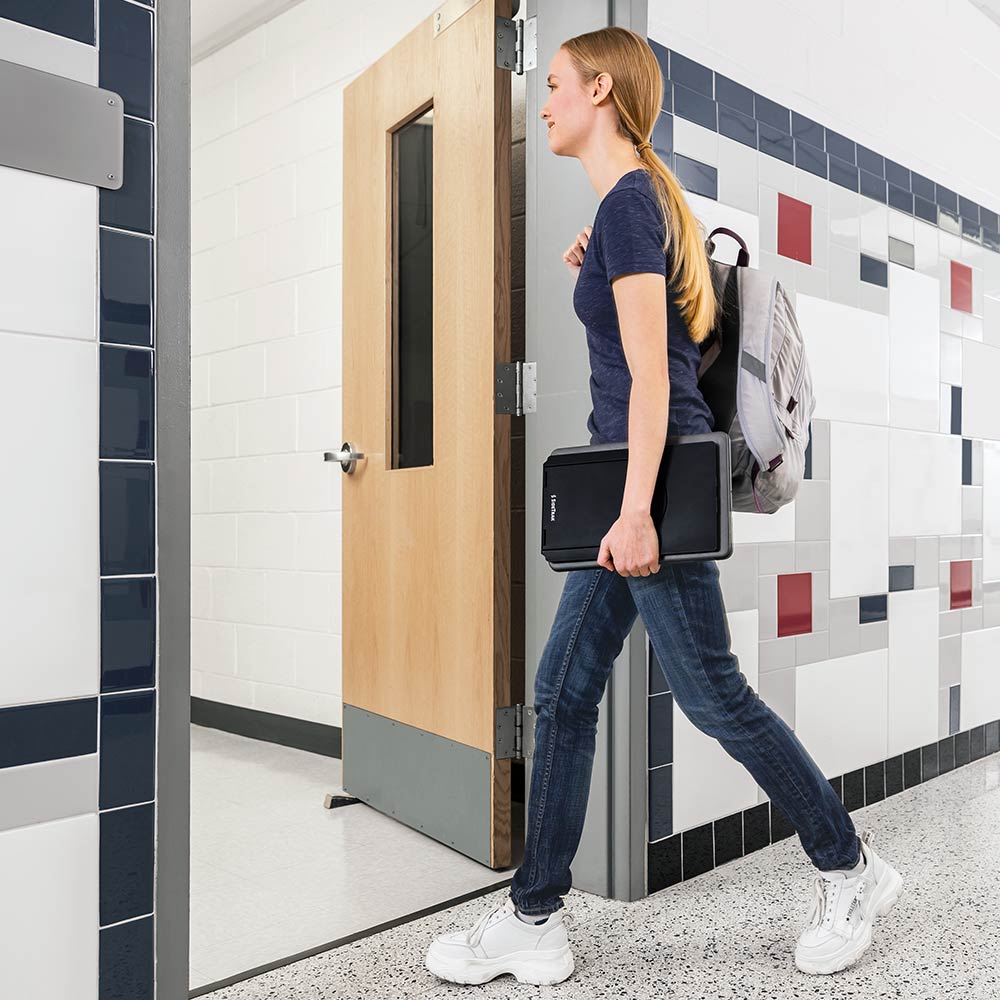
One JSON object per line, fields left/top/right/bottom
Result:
{"left": 465, "top": 904, "right": 572, "bottom": 947}
{"left": 808, "top": 875, "right": 868, "bottom": 938}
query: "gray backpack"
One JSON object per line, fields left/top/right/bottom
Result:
{"left": 696, "top": 228, "right": 816, "bottom": 514}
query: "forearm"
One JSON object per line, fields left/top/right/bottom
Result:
{"left": 621, "top": 375, "right": 669, "bottom": 516}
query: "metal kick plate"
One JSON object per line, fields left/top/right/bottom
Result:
{"left": 0, "top": 58, "right": 124, "bottom": 190}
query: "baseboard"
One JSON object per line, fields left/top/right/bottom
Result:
{"left": 191, "top": 697, "right": 342, "bottom": 758}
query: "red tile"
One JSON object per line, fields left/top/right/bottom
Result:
{"left": 777, "top": 572, "right": 812, "bottom": 637}
{"left": 951, "top": 260, "right": 973, "bottom": 313}
{"left": 777, "top": 192, "right": 812, "bottom": 264}
{"left": 950, "top": 560, "right": 972, "bottom": 609}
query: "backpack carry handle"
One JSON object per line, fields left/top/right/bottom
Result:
{"left": 705, "top": 227, "right": 750, "bottom": 267}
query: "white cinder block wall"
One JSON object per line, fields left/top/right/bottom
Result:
{"left": 190, "top": 0, "right": 449, "bottom": 726}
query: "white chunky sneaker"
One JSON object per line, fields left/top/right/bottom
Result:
{"left": 425, "top": 897, "right": 575, "bottom": 986}
{"left": 794, "top": 827, "right": 904, "bottom": 975}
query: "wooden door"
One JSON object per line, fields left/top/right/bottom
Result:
{"left": 340, "top": 0, "right": 515, "bottom": 868}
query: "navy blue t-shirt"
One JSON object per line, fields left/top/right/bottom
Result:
{"left": 572, "top": 167, "right": 715, "bottom": 445}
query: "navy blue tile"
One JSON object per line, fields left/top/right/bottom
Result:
{"left": 672, "top": 84, "right": 716, "bottom": 130}
{"left": 769, "top": 801, "right": 794, "bottom": 842}
{"left": 884, "top": 159, "right": 910, "bottom": 191}
{"left": 922, "top": 741, "right": 940, "bottom": 780}
{"left": 984, "top": 229, "right": 1000, "bottom": 253}
{"left": 0, "top": 0, "right": 94, "bottom": 44}
{"left": 668, "top": 51, "right": 713, "bottom": 97}
{"left": 100, "top": 691, "right": 155, "bottom": 809}
{"left": 100, "top": 119, "right": 153, "bottom": 235}
{"left": 794, "top": 140, "right": 826, "bottom": 180}
{"left": 100, "top": 462, "right": 155, "bottom": 575}
{"left": 970, "top": 725, "right": 986, "bottom": 761}
{"left": 743, "top": 803, "right": 770, "bottom": 853}
{"left": 100, "top": 229, "right": 153, "bottom": 348}
{"left": 914, "top": 195, "right": 937, "bottom": 225}
{"left": 648, "top": 37, "right": 671, "bottom": 111}
{"left": 757, "top": 122, "right": 793, "bottom": 164}
{"left": 651, "top": 112, "right": 673, "bottom": 162}
{"left": 949, "top": 685, "right": 961, "bottom": 736}
{"left": 959, "top": 197, "right": 979, "bottom": 224}
{"left": 804, "top": 422, "right": 812, "bottom": 479}
{"left": 100, "top": 803, "right": 154, "bottom": 925}
{"left": 754, "top": 94, "right": 789, "bottom": 133}
{"left": 938, "top": 735, "right": 955, "bottom": 773}
{"left": 100, "top": 915, "right": 153, "bottom": 1000}
{"left": 864, "top": 761, "right": 885, "bottom": 804}
{"left": 936, "top": 183, "right": 958, "bottom": 213}
{"left": 911, "top": 171, "right": 935, "bottom": 201}
{"left": 674, "top": 152, "right": 717, "bottom": 199}
{"left": 843, "top": 768, "right": 865, "bottom": 809}
{"left": 648, "top": 765, "right": 672, "bottom": 841}
{"left": 856, "top": 145, "right": 884, "bottom": 177}
{"left": 649, "top": 693, "right": 673, "bottom": 767}
{"left": 828, "top": 155, "right": 859, "bottom": 192}
{"left": 102, "top": 578, "right": 156, "bottom": 693}
{"left": 0, "top": 698, "right": 97, "bottom": 769}
{"left": 982, "top": 208, "right": 999, "bottom": 232}
{"left": 682, "top": 822, "right": 714, "bottom": 878}
{"left": 884, "top": 754, "right": 904, "bottom": 797}
{"left": 649, "top": 639, "right": 669, "bottom": 694}
{"left": 828, "top": 774, "right": 843, "bottom": 803}
{"left": 859, "top": 594, "right": 887, "bottom": 623}
{"left": 647, "top": 834, "right": 681, "bottom": 890}
{"left": 859, "top": 169, "right": 887, "bottom": 204}
{"left": 99, "top": 0, "right": 153, "bottom": 121}
{"left": 888, "top": 565, "right": 914, "bottom": 591}
{"left": 101, "top": 347, "right": 154, "bottom": 460}
{"left": 963, "top": 438, "right": 973, "bottom": 485}
{"left": 951, "top": 385, "right": 962, "bottom": 435}
{"left": 713, "top": 812, "right": 743, "bottom": 866}
{"left": 824, "top": 128, "right": 855, "bottom": 164}
{"left": 715, "top": 73, "right": 753, "bottom": 115}
{"left": 791, "top": 111, "right": 824, "bottom": 149}
{"left": 718, "top": 105, "right": 756, "bottom": 148}
{"left": 987, "top": 721, "right": 1000, "bottom": 755}
{"left": 903, "top": 748, "right": 922, "bottom": 787}
{"left": 860, "top": 254, "right": 888, "bottom": 287}
{"left": 955, "top": 729, "right": 971, "bottom": 767}
{"left": 887, "top": 184, "right": 914, "bottom": 214}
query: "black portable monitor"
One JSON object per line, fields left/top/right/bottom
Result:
{"left": 541, "top": 431, "right": 733, "bottom": 571}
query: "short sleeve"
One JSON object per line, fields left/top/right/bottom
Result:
{"left": 597, "top": 188, "right": 668, "bottom": 281}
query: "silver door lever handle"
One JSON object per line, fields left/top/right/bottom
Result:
{"left": 324, "top": 442, "right": 366, "bottom": 474}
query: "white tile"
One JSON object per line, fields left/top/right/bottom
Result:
{"left": 888, "top": 264, "right": 940, "bottom": 432}
{"left": 830, "top": 422, "right": 888, "bottom": 600}
{"left": 961, "top": 625, "right": 1000, "bottom": 729}
{"left": 0, "top": 815, "right": 98, "bottom": 1000}
{"left": 0, "top": 334, "right": 98, "bottom": 708}
{"left": 672, "top": 609, "right": 759, "bottom": 830}
{"left": 0, "top": 17, "right": 96, "bottom": 83}
{"left": 0, "top": 166, "right": 96, "bottom": 341}
{"left": 983, "top": 441, "right": 1000, "bottom": 582}
{"left": 962, "top": 340, "right": 1000, "bottom": 441}
{"left": 732, "top": 500, "right": 797, "bottom": 545}
{"left": 889, "top": 428, "right": 962, "bottom": 538}
{"left": 887, "top": 588, "right": 940, "bottom": 756}
{"left": 687, "top": 193, "right": 759, "bottom": 267}
{"left": 796, "top": 293, "right": 889, "bottom": 425}
{"left": 238, "top": 396, "right": 297, "bottom": 456}
{"left": 795, "top": 649, "right": 888, "bottom": 776}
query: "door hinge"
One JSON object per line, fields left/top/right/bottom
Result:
{"left": 495, "top": 14, "right": 536, "bottom": 75}
{"left": 495, "top": 360, "right": 536, "bottom": 416}
{"left": 495, "top": 703, "right": 535, "bottom": 759}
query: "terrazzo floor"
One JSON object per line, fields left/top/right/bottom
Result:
{"left": 200, "top": 746, "right": 1000, "bottom": 999}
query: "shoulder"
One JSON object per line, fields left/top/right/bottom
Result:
{"left": 596, "top": 175, "right": 664, "bottom": 228}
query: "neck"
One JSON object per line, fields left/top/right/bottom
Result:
{"left": 578, "top": 136, "right": 645, "bottom": 200}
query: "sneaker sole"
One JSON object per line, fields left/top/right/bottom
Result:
{"left": 794, "top": 866, "right": 904, "bottom": 976}
{"left": 425, "top": 945, "right": 574, "bottom": 986}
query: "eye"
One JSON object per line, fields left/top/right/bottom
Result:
{"left": 546, "top": 83, "right": 555, "bottom": 90}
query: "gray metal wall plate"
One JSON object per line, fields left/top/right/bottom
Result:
{"left": 0, "top": 58, "right": 124, "bottom": 189}
{"left": 343, "top": 704, "right": 494, "bottom": 865}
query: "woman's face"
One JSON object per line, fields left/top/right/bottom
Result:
{"left": 540, "top": 46, "right": 605, "bottom": 158}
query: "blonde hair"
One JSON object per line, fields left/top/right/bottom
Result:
{"left": 561, "top": 27, "right": 719, "bottom": 344}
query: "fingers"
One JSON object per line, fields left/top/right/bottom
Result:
{"left": 563, "top": 227, "right": 593, "bottom": 271}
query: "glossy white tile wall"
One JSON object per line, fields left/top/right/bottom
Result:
{"left": 0, "top": 814, "right": 99, "bottom": 999}
{"left": 190, "top": 0, "right": 444, "bottom": 726}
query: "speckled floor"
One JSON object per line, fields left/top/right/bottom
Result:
{"left": 204, "top": 751, "right": 1000, "bottom": 999}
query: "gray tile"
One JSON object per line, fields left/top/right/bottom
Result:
{"left": 794, "top": 479, "right": 830, "bottom": 541}
{"left": 758, "top": 541, "right": 795, "bottom": 575}
{"left": 758, "top": 575, "right": 777, "bottom": 640}
{"left": 811, "top": 570, "right": 829, "bottom": 631}
{"left": 973, "top": 558, "right": 983, "bottom": 606}
{"left": 972, "top": 439, "right": 983, "bottom": 486}
{"left": 757, "top": 666, "right": 795, "bottom": 728}
{"left": 939, "top": 608, "right": 963, "bottom": 636}
{"left": 859, "top": 281, "right": 889, "bottom": 315}
{"left": 887, "top": 235, "right": 915, "bottom": 268}
{"left": 949, "top": 685, "right": 961, "bottom": 735}
{"left": 858, "top": 619, "right": 888, "bottom": 652}
{"left": 758, "top": 635, "right": 796, "bottom": 673}
{"left": 939, "top": 634, "right": 961, "bottom": 688}
{"left": 962, "top": 487, "right": 983, "bottom": 534}
{"left": 938, "top": 686, "right": 951, "bottom": 738}
{"left": 939, "top": 535, "right": 963, "bottom": 560}
{"left": 961, "top": 605, "right": 983, "bottom": 632}
{"left": 889, "top": 536, "right": 915, "bottom": 566}
{"left": 809, "top": 419, "right": 830, "bottom": 480}
{"left": 0, "top": 754, "right": 98, "bottom": 833}
{"left": 718, "top": 543, "right": 758, "bottom": 611}
{"left": 914, "top": 536, "right": 940, "bottom": 588}
{"left": 983, "top": 583, "right": 1000, "bottom": 627}
{"left": 961, "top": 534, "right": 982, "bottom": 559}
{"left": 795, "top": 540, "right": 829, "bottom": 572}
{"left": 795, "top": 629, "right": 829, "bottom": 665}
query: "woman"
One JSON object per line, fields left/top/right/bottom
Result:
{"left": 425, "top": 26, "right": 903, "bottom": 987}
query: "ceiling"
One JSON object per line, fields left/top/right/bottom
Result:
{"left": 192, "top": 0, "right": 305, "bottom": 61}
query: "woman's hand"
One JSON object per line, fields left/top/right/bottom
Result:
{"left": 597, "top": 510, "right": 662, "bottom": 577}
{"left": 562, "top": 225, "right": 592, "bottom": 278}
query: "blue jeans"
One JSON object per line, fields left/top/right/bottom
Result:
{"left": 509, "top": 558, "right": 860, "bottom": 916}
